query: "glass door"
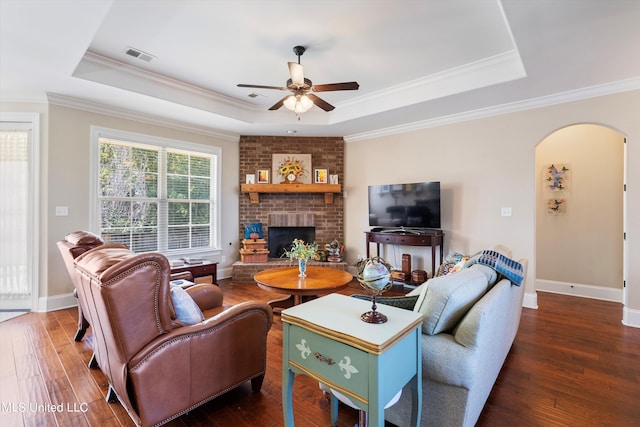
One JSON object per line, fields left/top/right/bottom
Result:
{"left": 0, "top": 114, "right": 39, "bottom": 313}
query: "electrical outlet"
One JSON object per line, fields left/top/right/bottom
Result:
{"left": 501, "top": 207, "right": 512, "bottom": 217}
{"left": 221, "top": 255, "right": 226, "bottom": 263}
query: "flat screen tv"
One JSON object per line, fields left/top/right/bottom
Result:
{"left": 368, "top": 181, "right": 441, "bottom": 230}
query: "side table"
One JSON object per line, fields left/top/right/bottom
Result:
{"left": 170, "top": 261, "right": 218, "bottom": 284}
{"left": 281, "top": 294, "right": 423, "bottom": 427}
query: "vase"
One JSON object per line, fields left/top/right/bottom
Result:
{"left": 298, "top": 258, "right": 307, "bottom": 277}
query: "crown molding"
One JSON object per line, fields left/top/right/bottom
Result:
{"left": 47, "top": 93, "right": 240, "bottom": 141}
{"left": 344, "top": 77, "right": 640, "bottom": 142}
{"left": 341, "top": 50, "right": 524, "bottom": 108}
{"left": 77, "top": 51, "right": 252, "bottom": 111}
{"left": 335, "top": 49, "right": 526, "bottom": 124}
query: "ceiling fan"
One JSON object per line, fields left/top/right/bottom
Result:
{"left": 237, "top": 45, "right": 359, "bottom": 113}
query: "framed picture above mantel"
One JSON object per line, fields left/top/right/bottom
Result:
{"left": 272, "top": 153, "right": 312, "bottom": 184}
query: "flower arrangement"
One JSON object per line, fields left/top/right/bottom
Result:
{"left": 277, "top": 156, "right": 307, "bottom": 182}
{"left": 284, "top": 238, "right": 318, "bottom": 261}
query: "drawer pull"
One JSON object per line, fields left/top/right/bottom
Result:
{"left": 314, "top": 352, "right": 335, "bottom": 365}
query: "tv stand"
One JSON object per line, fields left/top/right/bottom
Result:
{"left": 365, "top": 231, "right": 444, "bottom": 277}
{"left": 377, "top": 227, "right": 441, "bottom": 236}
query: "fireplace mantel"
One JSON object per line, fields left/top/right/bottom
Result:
{"left": 241, "top": 183, "right": 341, "bottom": 204}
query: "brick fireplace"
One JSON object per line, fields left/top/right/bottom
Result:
{"left": 233, "top": 135, "right": 345, "bottom": 282}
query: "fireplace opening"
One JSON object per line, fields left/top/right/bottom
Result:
{"left": 268, "top": 227, "right": 315, "bottom": 258}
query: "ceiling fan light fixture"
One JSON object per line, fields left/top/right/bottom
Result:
{"left": 238, "top": 45, "right": 358, "bottom": 113}
{"left": 283, "top": 95, "right": 297, "bottom": 110}
{"left": 284, "top": 94, "right": 314, "bottom": 114}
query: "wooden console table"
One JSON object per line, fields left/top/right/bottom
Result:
{"left": 365, "top": 231, "right": 444, "bottom": 277}
{"left": 170, "top": 261, "right": 218, "bottom": 284}
{"left": 282, "top": 294, "right": 423, "bottom": 426}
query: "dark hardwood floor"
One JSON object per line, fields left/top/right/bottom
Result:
{"left": 1, "top": 279, "right": 639, "bottom": 426}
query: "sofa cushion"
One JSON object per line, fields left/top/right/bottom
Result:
{"left": 170, "top": 285, "right": 204, "bottom": 325}
{"left": 468, "top": 263, "right": 498, "bottom": 287}
{"left": 406, "top": 281, "right": 428, "bottom": 297}
{"left": 413, "top": 268, "right": 488, "bottom": 335}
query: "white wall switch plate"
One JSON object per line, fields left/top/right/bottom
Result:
{"left": 501, "top": 207, "right": 512, "bottom": 217}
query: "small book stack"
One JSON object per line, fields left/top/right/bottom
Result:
{"left": 240, "top": 239, "right": 269, "bottom": 263}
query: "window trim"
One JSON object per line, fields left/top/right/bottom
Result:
{"left": 90, "top": 126, "right": 222, "bottom": 257}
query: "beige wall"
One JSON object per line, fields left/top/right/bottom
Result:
{"left": 344, "top": 89, "right": 640, "bottom": 322}
{"left": 3, "top": 89, "right": 640, "bottom": 326}
{"left": 536, "top": 125, "right": 624, "bottom": 290}
{"left": 44, "top": 104, "right": 239, "bottom": 300}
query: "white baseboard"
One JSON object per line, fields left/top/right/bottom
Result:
{"left": 218, "top": 266, "right": 232, "bottom": 280}
{"left": 622, "top": 306, "right": 640, "bottom": 328}
{"left": 38, "top": 292, "right": 77, "bottom": 312}
{"left": 535, "top": 279, "right": 622, "bottom": 303}
{"left": 522, "top": 292, "right": 538, "bottom": 309}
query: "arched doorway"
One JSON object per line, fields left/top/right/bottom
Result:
{"left": 535, "top": 124, "right": 625, "bottom": 304}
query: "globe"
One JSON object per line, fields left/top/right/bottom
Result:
{"left": 356, "top": 257, "right": 393, "bottom": 324}
{"left": 359, "top": 259, "right": 391, "bottom": 291}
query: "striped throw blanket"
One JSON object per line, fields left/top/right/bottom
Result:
{"left": 475, "top": 250, "right": 524, "bottom": 286}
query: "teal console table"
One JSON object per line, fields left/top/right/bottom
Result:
{"left": 281, "top": 293, "right": 423, "bottom": 426}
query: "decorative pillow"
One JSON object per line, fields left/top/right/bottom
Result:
{"left": 65, "top": 231, "right": 104, "bottom": 246}
{"left": 244, "top": 222, "right": 263, "bottom": 239}
{"left": 413, "top": 268, "right": 488, "bottom": 335}
{"left": 170, "top": 285, "right": 204, "bottom": 325}
{"left": 436, "top": 251, "right": 470, "bottom": 276}
{"left": 444, "top": 251, "right": 467, "bottom": 264}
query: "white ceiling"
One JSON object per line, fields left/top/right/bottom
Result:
{"left": 2, "top": 0, "right": 640, "bottom": 140}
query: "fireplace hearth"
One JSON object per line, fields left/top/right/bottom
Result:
{"left": 268, "top": 226, "right": 315, "bottom": 258}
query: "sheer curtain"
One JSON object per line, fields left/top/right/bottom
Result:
{"left": 0, "top": 127, "right": 30, "bottom": 298}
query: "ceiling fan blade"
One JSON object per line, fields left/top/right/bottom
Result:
{"left": 237, "top": 83, "right": 289, "bottom": 91}
{"left": 268, "top": 96, "right": 290, "bottom": 111}
{"left": 307, "top": 94, "right": 335, "bottom": 111}
{"left": 311, "top": 82, "right": 360, "bottom": 92}
{"left": 288, "top": 62, "right": 304, "bottom": 86}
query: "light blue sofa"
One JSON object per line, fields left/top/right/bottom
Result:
{"left": 382, "top": 247, "right": 527, "bottom": 427}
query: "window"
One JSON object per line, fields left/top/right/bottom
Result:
{"left": 91, "top": 127, "right": 220, "bottom": 255}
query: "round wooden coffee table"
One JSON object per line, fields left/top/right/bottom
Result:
{"left": 254, "top": 266, "right": 353, "bottom": 313}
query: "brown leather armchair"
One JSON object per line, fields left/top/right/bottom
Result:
{"left": 74, "top": 245, "right": 273, "bottom": 427}
{"left": 56, "top": 231, "right": 108, "bottom": 341}
{"left": 57, "top": 231, "right": 195, "bottom": 344}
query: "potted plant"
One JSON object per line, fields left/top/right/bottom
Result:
{"left": 284, "top": 238, "right": 318, "bottom": 277}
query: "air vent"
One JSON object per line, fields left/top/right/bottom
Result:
{"left": 124, "top": 47, "right": 155, "bottom": 63}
